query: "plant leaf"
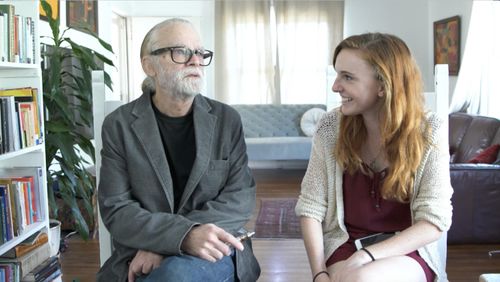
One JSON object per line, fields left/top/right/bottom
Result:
{"left": 42, "top": 13, "right": 114, "bottom": 240}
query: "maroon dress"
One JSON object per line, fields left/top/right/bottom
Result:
{"left": 325, "top": 165, "right": 435, "bottom": 282}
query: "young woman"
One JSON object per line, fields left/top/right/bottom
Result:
{"left": 295, "top": 33, "right": 453, "bottom": 282}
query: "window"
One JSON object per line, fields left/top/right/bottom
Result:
{"left": 450, "top": 1, "right": 500, "bottom": 119}
{"left": 215, "top": 1, "right": 344, "bottom": 105}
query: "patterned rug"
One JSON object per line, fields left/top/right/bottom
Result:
{"left": 254, "top": 198, "right": 301, "bottom": 239}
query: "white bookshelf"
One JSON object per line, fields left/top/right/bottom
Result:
{"left": 0, "top": 0, "right": 50, "bottom": 257}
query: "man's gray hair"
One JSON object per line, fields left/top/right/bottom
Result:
{"left": 140, "top": 18, "right": 192, "bottom": 59}
{"left": 140, "top": 18, "right": 193, "bottom": 93}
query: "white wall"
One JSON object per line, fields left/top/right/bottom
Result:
{"left": 41, "top": 0, "right": 473, "bottom": 105}
{"left": 344, "top": 0, "right": 473, "bottom": 101}
{"left": 429, "top": 0, "right": 473, "bottom": 103}
{"left": 344, "top": 0, "right": 431, "bottom": 91}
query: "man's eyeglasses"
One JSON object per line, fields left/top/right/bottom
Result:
{"left": 150, "top": 46, "right": 213, "bottom": 66}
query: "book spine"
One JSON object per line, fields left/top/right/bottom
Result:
{"left": 30, "top": 17, "right": 35, "bottom": 64}
{"left": 0, "top": 13, "right": 5, "bottom": 62}
{"left": 0, "top": 98, "right": 9, "bottom": 153}
{"left": 0, "top": 186, "right": 13, "bottom": 241}
{"left": 0, "top": 4, "right": 15, "bottom": 62}
{"left": 27, "top": 177, "right": 37, "bottom": 223}
{"left": 35, "top": 168, "right": 44, "bottom": 222}
{"left": 14, "top": 181, "right": 27, "bottom": 231}
{"left": 21, "top": 182, "right": 30, "bottom": 225}
{"left": 6, "top": 97, "right": 19, "bottom": 151}
{"left": 0, "top": 195, "right": 5, "bottom": 243}
{"left": 0, "top": 87, "right": 35, "bottom": 97}
{"left": 6, "top": 183, "right": 19, "bottom": 237}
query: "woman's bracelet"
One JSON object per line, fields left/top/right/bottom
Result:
{"left": 360, "top": 247, "right": 376, "bottom": 261}
{"left": 313, "top": 270, "right": 329, "bottom": 282}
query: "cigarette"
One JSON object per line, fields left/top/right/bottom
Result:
{"left": 236, "top": 231, "right": 255, "bottom": 242}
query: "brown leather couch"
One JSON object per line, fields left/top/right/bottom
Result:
{"left": 448, "top": 112, "right": 500, "bottom": 244}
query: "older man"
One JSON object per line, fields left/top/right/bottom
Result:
{"left": 97, "top": 18, "right": 260, "bottom": 282}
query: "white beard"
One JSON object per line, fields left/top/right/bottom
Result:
{"left": 157, "top": 64, "right": 204, "bottom": 100}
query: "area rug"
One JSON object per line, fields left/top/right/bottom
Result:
{"left": 254, "top": 198, "right": 301, "bottom": 239}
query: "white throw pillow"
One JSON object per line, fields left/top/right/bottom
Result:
{"left": 300, "top": 108, "right": 326, "bottom": 137}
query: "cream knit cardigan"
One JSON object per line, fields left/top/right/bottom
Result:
{"left": 295, "top": 108, "right": 453, "bottom": 282}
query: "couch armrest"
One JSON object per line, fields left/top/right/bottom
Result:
{"left": 448, "top": 164, "right": 500, "bottom": 244}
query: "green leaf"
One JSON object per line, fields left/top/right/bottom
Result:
{"left": 104, "top": 71, "right": 114, "bottom": 91}
{"left": 94, "top": 51, "right": 115, "bottom": 67}
{"left": 60, "top": 189, "right": 90, "bottom": 240}
{"left": 42, "top": 12, "right": 114, "bottom": 240}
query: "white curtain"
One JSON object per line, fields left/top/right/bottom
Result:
{"left": 214, "top": 1, "right": 275, "bottom": 104}
{"left": 275, "top": 1, "right": 343, "bottom": 104}
{"left": 215, "top": 0, "right": 344, "bottom": 105}
{"left": 449, "top": 1, "right": 500, "bottom": 119}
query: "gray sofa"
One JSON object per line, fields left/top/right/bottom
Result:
{"left": 231, "top": 104, "right": 326, "bottom": 167}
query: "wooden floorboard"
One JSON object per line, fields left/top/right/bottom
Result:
{"left": 60, "top": 169, "right": 500, "bottom": 282}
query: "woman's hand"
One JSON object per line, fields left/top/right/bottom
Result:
{"left": 330, "top": 250, "right": 372, "bottom": 282}
{"left": 127, "top": 250, "right": 164, "bottom": 282}
{"left": 315, "top": 272, "right": 331, "bottom": 282}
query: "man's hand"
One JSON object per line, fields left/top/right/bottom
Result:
{"left": 181, "top": 223, "right": 244, "bottom": 262}
{"left": 127, "top": 250, "right": 164, "bottom": 282}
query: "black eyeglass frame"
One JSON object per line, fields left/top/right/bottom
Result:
{"left": 150, "top": 46, "right": 214, "bottom": 66}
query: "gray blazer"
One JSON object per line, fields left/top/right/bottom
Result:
{"left": 97, "top": 93, "right": 260, "bottom": 281}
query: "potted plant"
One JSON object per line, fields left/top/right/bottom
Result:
{"left": 40, "top": 0, "right": 114, "bottom": 240}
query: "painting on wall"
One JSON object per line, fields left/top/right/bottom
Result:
{"left": 434, "top": 15, "right": 460, "bottom": 76}
{"left": 39, "top": 0, "right": 60, "bottom": 22}
{"left": 67, "top": 0, "right": 98, "bottom": 34}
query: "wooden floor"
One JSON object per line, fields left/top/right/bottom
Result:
{"left": 60, "top": 169, "right": 500, "bottom": 282}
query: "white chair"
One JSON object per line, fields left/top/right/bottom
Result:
{"left": 92, "top": 70, "right": 123, "bottom": 265}
{"left": 479, "top": 251, "right": 500, "bottom": 282}
{"left": 423, "top": 64, "right": 449, "bottom": 121}
{"left": 479, "top": 274, "right": 500, "bottom": 282}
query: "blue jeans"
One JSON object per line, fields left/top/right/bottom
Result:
{"left": 136, "top": 253, "right": 235, "bottom": 282}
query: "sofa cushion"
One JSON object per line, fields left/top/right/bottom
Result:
{"left": 449, "top": 113, "right": 500, "bottom": 163}
{"left": 449, "top": 113, "right": 473, "bottom": 162}
{"left": 449, "top": 163, "right": 500, "bottom": 244}
{"left": 245, "top": 137, "right": 312, "bottom": 160}
{"left": 467, "top": 144, "right": 500, "bottom": 164}
{"left": 232, "top": 104, "right": 326, "bottom": 138}
{"left": 300, "top": 108, "right": 326, "bottom": 137}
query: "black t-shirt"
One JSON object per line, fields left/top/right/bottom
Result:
{"left": 152, "top": 102, "right": 196, "bottom": 212}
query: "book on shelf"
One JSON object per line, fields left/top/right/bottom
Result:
{"left": 0, "top": 185, "right": 14, "bottom": 243}
{"left": 0, "top": 167, "right": 44, "bottom": 222}
{"left": 0, "top": 12, "right": 6, "bottom": 63}
{"left": 21, "top": 255, "right": 61, "bottom": 282}
{"left": 0, "top": 195, "right": 6, "bottom": 244}
{"left": 0, "top": 4, "right": 35, "bottom": 64}
{"left": 0, "top": 96, "right": 21, "bottom": 153}
{"left": 0, "top": 4, "right": 15, "bottom": 63}
{"left": 0, "top": 241, "right": 50, "bottom": 278}
{"left": 0, "top": 178, "right": 22, "bottom": 237}
{"left": 0, "top": 167, "right": 44, "bottom": 238}
{"left": 0, "top": 262, "right": 20, "bottom": 282}
{"left": 0, "top": 87, "right": 42, "bottom": 152}
{"left": 1, "top": 231, "right": 48, "bottom": 259}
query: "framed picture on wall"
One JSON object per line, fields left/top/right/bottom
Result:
{"left": 67, "top": 0, "right": 98, "bottom": 34}
{"left": 433, "top": 15, "right": 460, "bottom": 76}
{"left": 40, "top": 0, "right": 60, "bottom": 22}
